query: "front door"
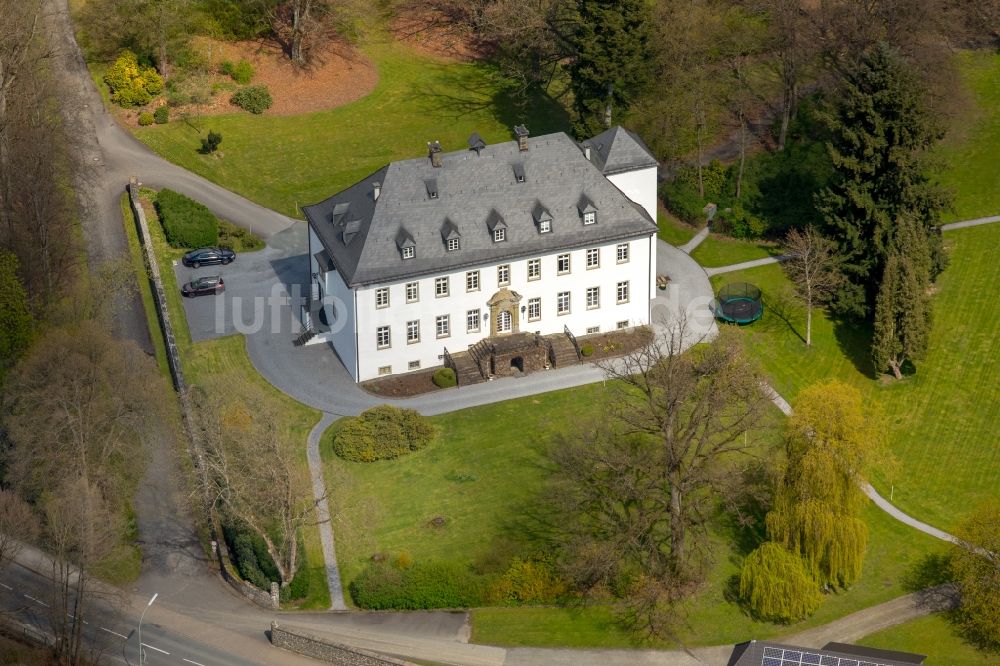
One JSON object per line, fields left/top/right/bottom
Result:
{"left": 497, "top": 310, "right": 512, "bottom": 334}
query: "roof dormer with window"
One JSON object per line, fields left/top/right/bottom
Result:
{"left": 577, "top": 195, "right": 598, "bottom": 226}
{"left": 396, "top": 228, "right": 415, "bottom": 259}
{"left": 441, "top": 218, "right": 461, "bottom": 252}
{"left": 532, "top": 203, "right": 553, "bottom": 234}
{"left": 486, "top": 209, "right": 507, "bottom": 243}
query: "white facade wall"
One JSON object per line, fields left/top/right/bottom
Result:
{"left": 352, "top": 235, "right": 655, "bottom": 382}
{"left": 310, "top": 225, "right": 360, "bottom": 380}
{"left": 608, "top": 166, "right": 658, "bottom": 222}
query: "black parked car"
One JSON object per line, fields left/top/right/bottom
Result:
{"left": 182, "top": 247, "right": 235, "bottom": 268}
{"left": 181, "top": 275, "right": 225, "bottom": 297}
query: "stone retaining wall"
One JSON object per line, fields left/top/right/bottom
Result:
{"left": 127, "top": 179, "right": 278, "bottom": 610}
{"left": 270, "top": 622, "right": 415, "bottom": 666}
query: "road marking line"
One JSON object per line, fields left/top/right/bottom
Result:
{"left": 141, "top": 642, "right": 169, "bottom": 655}
{"left": 182, "top": 659, "right": 205, "bottom": 666}
{"left": 24, "top": 594, "right": 48, "bottom": 607}
{"left": 100, "top": 627, "right": 128, "bottom": 639}
{"left": 0, "top": 582, "right": 11, "bottom": 590}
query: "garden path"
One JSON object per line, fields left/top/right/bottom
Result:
{"left": 679, "top": 225, "right": 711, "bottom": 253}
{"left": 307, "top": 412, "right": 349, "bottom": 610}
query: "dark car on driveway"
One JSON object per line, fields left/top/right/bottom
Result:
{"left": 181, "top": 275, "right": 225, "bottom": 297}
{"left": 182, "top": 247, "right": 235, "bottom": 268}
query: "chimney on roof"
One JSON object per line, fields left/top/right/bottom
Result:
{"left": 514, "top": 124, "right": 529, "bottom": 151}
{"left": 428, "top": 140, "right": 443, "bottom": 168}
{"left": 582, "top": 142, "right": 592, "bottom": 161}
{"left": 373, "top": 181, "right": 381, "bottom": 201}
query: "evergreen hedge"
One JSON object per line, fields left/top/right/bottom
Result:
{"left": 231, "top": 85, "right": 272, "bottom": 114}
{"left": 154, "top": 189, "right": 218, "bottom": 248}
{"left": 349, "top": 561, "right": 484, "bottom": 609}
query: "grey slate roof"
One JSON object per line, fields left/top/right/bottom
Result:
{"left": 303, "top": 129, "right": 658, "bottom": 287}
{"left": 585, "top": 125, "right": 659, "bottom": 175}
{"left": 727, "top": 640, "right": 926, "bottom": 666}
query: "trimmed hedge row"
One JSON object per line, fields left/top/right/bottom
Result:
{"left": 332, "top": 405, "right": 434, "bottom": 462}
{"left": 349, "top": 561, "right": 485, "bottom": 610}
{"left": 154, "top": 189, "right": 218, "bottom": 248}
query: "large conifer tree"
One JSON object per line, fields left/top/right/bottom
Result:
{"left": 569, "top": 0, "right": 654, "bottom": 137}
{"left": 815, "top": 42, "right": 949, "bottom": 319}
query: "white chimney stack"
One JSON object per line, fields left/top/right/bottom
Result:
{"left": 373, "top": 181, "right": 381, "bottom": 201}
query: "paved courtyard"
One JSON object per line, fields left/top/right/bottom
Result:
{"left": 175, "top": 224, "right": 716, "bottom": 417}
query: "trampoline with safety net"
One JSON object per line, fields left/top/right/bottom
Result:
{"left": 711, "top": 282, "right": 763, "bottom": 324}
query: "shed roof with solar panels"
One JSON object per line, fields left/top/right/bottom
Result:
{"left": 726, "top": 641, "right": 927, "bottom": 666}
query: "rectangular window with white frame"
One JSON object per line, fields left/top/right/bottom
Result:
{"left": 527, "top": 297, "right": 541, "bottom": 321}
{"left": 527, "top": 258, "right": 541, "bottom": 281}
{"left": 406, "top": 319, "right": 420, "bottom": 344}
{"left": 586, "top": 248, "right": 599, "bottom": 269}
{"left": 466, "top": 270, "right": 480, "bottom": 292}
{"left": 498, "top": 264, "right": 511, "bottom": 286}
{"left": 617, "top": 280, "right": 630, "bottom": 304}
{"left": 408, "top": 360, "right": 421, "bottom": 371}
{"left": 494, "top": 227, "right": 506, "bottom": 243}
{"left": 379, "top": 365, "right": 392, "bottom": 376}
{"left": 583, "top": 211, "right": 596, "bottom": 225}
{"left": 405, "top": 282, "right": 419, "bottom": 303}
{"left": 586, "top": 326, "right": 600, "bottom": 334}
{"left": 557, "top": 291, "right": 570, "bottom": 315}
{"left": 402, "top": 246, "right": 415, "bottom": 260}
{"left": 376, "top": 325, "right": 390, "bottom": 349}
{"left": 557, "top": 254, "right": 570, "bottom": 274}
{"left": 435, "top": 276, "right": 449, "bottom": 297}
{"left": 467, "top": 309, "right": 480, "bottom": 333}
{"left": 616, "top": 242, "right": 630, "bottom": 263}
{"left": 375, "top": 287, "right": 389, "bottom": 309}
{"left": 617, "top": 320, "right": 629, "bottom": 330}
{"left": 436, "top": 314, "right": 450, "bottom": 338}
{"left": 446, "top": 237, "right": 460, "bottom": 252}
{"left": 586, "top": 286, "right": 600, "bottom": 309}
{"left": 539, "top": 219, "right": 551, "bottom": 233}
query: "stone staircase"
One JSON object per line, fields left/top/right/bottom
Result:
{"left": 449, "top": 350, "right": 485, "bottom": 386}
{"left": 547, "top": 333, "right": 580, "bottom": 368}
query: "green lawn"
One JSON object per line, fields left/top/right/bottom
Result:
{"left": 858, "top": 614, "right": 997, "bottom": 665}
{"left": 325, "top": 383, "right": 939, "bottom": 648}
{"left": 136, "top": 196, "right": 330, "bottom": 610}
{"left": 691, "top": 233, "right": 782, "bottom": 267}
{"left": 133, "top": 40, "right": 569, "bottom": 218}
{"left": 938, "top": 51, "right": 1000, "bottom": 221}
{"left": 711, "top": 223, "right": 1000, "bottom": 531}
{"left": 657, "top": 207, "right": 700, "bottom": 246}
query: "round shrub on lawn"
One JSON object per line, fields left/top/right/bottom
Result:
{"left": 433, "top": 367, "right": 457, "bottom": 388}
{"left": 332, "top": 405, "right": 434, "bottom": 462}
{"left": 138, "top": 112, "right": 154, "bottom": 126}
{"left": 153, "top": 105, "right": 169, "bottom": 124}
{"left": 580, "top": 343, "right": 594, "bottom": 357}
{"left": 231, "top": 85, "right": 272, "bottom": 114}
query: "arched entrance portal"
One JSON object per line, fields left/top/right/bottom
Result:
{"left": 497, "top": 310, "right": 512, "bottom": 333}
{"left": 510, "top": 356, "right": 524, "bottom": 372}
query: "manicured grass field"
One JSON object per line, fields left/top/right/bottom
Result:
{"left": 710, "top": 223, "right": 1000, "bottom": 531}
{"left": 937, "top": 51, "right": 1000, "bottom": 221}
{"left": 691, "top": 233, "right": 782, "bottom": 267}
{"left": 133, "top": 40, "right": 569, "bottom": 218}
{"left": 858, "top": 614, "right": 996, "bottom": 665}
{"left": 137, "top": 197, "right": 330, "bottom": 610}
{"left": 325, "top": 383, "right": 939, "bottom": 648}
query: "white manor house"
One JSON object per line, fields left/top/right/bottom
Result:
{"left": 303, "top": 125, "right": 659, "bottom": 384}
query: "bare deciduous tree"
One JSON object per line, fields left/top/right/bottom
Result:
{"left": 541, "top": 320, "right": 772, "bottom": 636}
{"left": 783, "top": 226, "right": 842, "bottom": 346}
{"left": 195, "top": 381, "right": 323, "bottom": 587}
{"left": 0, "top": 489, "right": 37, "bottom": 572}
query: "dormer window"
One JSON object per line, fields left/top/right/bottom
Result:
{"left": 402, "top": 246, "right": 415, "bottom": 259}
{"left": 441, "top": 218, "right": 461, "bottom": 251}
{"left": 513, "top": 162, "right": 525, "bottom": 183}
{"left": 539, "top": 219, "right": 551, "bottom": 233}
{"left": 486, "top": 209, "right": 507, "bottom": 243}
{"left": 396, "top": 228, "right": 416, "bottom": 259}
{"left": 532, "top": 202, "right": 553, "bottom": 234}
{"left": 584, "top": 211, "right": 596, "bottom": 225}
{"left": 578, "top": 195, "right": 598, "bottom": 225}
{"left": 494, "top": 227, "right": 506, "bottom": 243}
{"left": 425, "top": 178, "right": 439, "bottom": 200}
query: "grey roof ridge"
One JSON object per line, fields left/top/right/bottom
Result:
{"left": 345, "top": 227, "right": 656, "bottom": 288}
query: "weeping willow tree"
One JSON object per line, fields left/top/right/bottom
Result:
{"left": 765, "top": 380, "right": 890, "bottom": 588}
{"left": 739, "top": 542, "right": 822, "bottom": 622}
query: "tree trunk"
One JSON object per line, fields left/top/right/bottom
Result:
{"left": 805, "top": 291, "right": 812, "bottom": 346}
{"left": 889, "top": 359, "right": 902, "bottom": 380}
{"left": 668, "top": 483, "right": 685, "bottom": 576}
{"left": 291, "top": 0, "right": 310, "bottom": 66}
{"left": 736, "top": 111, "right": 746, "bottom": 199}
{"left": 696, "top": 119, "right": 705, "bottom": 199}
